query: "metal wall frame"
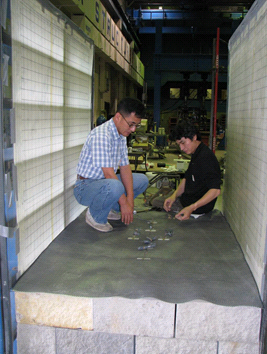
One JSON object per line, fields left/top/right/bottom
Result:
{"left": 1, "top": 0, "right": 17, "bottom": 352}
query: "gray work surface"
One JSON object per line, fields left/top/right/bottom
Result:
{"left": 14, "top": 210, "right": 262, "bottom": 308}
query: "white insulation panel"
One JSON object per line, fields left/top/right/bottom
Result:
{"left": 225, "top": 0, "right": 267, "bottom": 296}
{"left": 12, "top": 0, "right": 94, "bottom": 274}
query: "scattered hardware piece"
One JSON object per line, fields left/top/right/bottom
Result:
{"left": 137, "top": 256, "right": 151, "bottom": 261}
{"left": 137, "top": 243, "right": 155, "bottom": 260}
{"left": 159, "top": 228, "right": 173, "bottom": 241}
{"left": 158, "top": 230, "right": 173, "bottom": 241}
{"left": 165, "top": 229, "right": 173, "bottom": 237}
{"left": 145, "top": 220, "right": 156, "bottom": 232}
{"left": 128, "top": 228, "right": 141, "bottom": 240}
{"left": 137, "top": 247, "right": 151, "bottom": 261}
{"left": 138, "top": 242, "right": 156, "bottom": 251}
{"left": 134, "top": 228, "right": 141, "bottom": 236}
{"left": 143, "top": 236, "right": 157, "bottom": 244}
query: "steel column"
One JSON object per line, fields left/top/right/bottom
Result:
{"left": 212, "top": 28, "right": 220, "bottom": 153}
{"left": 153, "top": 21, "right": 163, "bottom": 129}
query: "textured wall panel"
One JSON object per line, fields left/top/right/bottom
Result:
{"left": 11, "top": 0, "right": 93, "bottom": 274}
{"left": 225, "top": 0, "right": 267, "bottom": 295}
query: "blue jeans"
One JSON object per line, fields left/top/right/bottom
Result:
{"left": 74, "top": 173, "right": 149, "bottom": 224}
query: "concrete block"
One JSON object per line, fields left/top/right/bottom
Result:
{"left": 218, "top": 341, "right": 260, "bottom": 354}
{"left": 93, "top": 297, "right": 175, "bottom": 338}
{"left": 136, "top": 336, "right": 218, "bottom": 354}
{"left": 15, "top": 292, "right": 93, "bottom": 330}
{"left": 176, "top": 301, "right": 261, "bottom": 343}
{"left": 17, "top": 323, "right": 56, "bottom": 354}
{"left": 56, "top": 328, "right": 134, "bottom": 354}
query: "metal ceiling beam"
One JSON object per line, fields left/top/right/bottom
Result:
{"left": 131, "top": 8, "right": 244, "bottom": 34}
{"left": 138, "top": 26, "right": 235, "bottom": 35}
{"left": 126, "top": 0, "right": 253, "bottom": 8}
{"left": 138, "top": 9, "right": 246, "bottom": 20}
{"left": 153, "top": 53, "right": 228, "bottom": 74}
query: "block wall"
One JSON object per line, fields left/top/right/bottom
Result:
{"left": 225, "top": 0, "right": 267, "bottom": 296}
{"left": 15, "top": 293, "right": 261, "bottom": 354}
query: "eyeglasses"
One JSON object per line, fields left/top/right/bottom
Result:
{"left": 120, "top": 113, "right": 141, "bottom": 129}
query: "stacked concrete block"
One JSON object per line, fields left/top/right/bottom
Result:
{"left": 175, "top": 301, "right": 261, "bottom": 354}
{"left": 136, "top": 337, "right": 218, "bottom": 354}
{"left": 17, "top": 324, "right": 134, "bottom": 354}
{"left": 15, "top": 292, "right": 261, "bottom": 354}
{"left": 15, "top": 292, "right": 93, "bottom": 330}
{"left": 93, "top": 297, "right": 175, "bottom": 337}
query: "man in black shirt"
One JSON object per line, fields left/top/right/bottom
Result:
{"left": 163, "top": 122, "right": 221, "bottom": 220}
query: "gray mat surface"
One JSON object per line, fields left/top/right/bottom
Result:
{"left": 14, "top": 210, "right": 262, "bottom": 307}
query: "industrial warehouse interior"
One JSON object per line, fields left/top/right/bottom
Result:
{"left": 1, "top": 0, "right": 267, "bottom": 353}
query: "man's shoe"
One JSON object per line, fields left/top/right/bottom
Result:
{"left": 85, "top": 209, "right": 113, "bottom": 232}
{"left": 107, "top": 210, "right": 121, "bottom": 220}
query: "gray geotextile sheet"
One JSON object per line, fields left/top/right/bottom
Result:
{"left": 14, "top": 209, "right": 262, "bottom": 308}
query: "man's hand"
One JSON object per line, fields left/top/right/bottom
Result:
{"left": 163, "top": 195, "right": 176, "bottom": 212}
{"left": 175, "top": 205, "right": 195, "bottom": 220}
{"left": 118, "top": 164, "right": 134, "bottom": 224}
{"left": 120, "top": 200, "right": 134, "bottom": 225}
{"left": 102, "top": 165, "right": 135, "bottom": 225}
{"left": 164, "top": 178, "right": 185, "bottom": 212}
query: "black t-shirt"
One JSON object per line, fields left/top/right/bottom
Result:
{"left": 180, "top": 142, "right": 221, "bottom": 214}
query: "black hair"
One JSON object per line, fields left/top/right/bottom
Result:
{"left": 117, "top": 97, "right": 146, "bottom": 119}
{"left": 169, "top": 121, "right": 202, "bottom": 141}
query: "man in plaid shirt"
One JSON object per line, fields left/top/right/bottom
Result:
{"left": 74, "top": 98, "right": 149, "bottom": 232}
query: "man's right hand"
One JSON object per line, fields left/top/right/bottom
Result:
{"left": 163, "top": 195, "right": 176, "bottom": 212}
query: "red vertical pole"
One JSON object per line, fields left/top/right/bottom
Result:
{"left": 212, "top": 27, "right": 220, "bottom": 153}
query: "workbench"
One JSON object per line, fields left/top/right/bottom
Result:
{"left": 128, "top": 150, "right": 147, "bottom": 172}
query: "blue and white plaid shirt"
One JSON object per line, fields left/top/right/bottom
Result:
{"left": 76, "top": 118, "right": 129, "bottom": 179}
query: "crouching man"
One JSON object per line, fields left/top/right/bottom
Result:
{"left": 163, "top": 122, "right": 221, "bottom": 220}
{"left": 74, "top": 98, "right": 149, "bottom": 232}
